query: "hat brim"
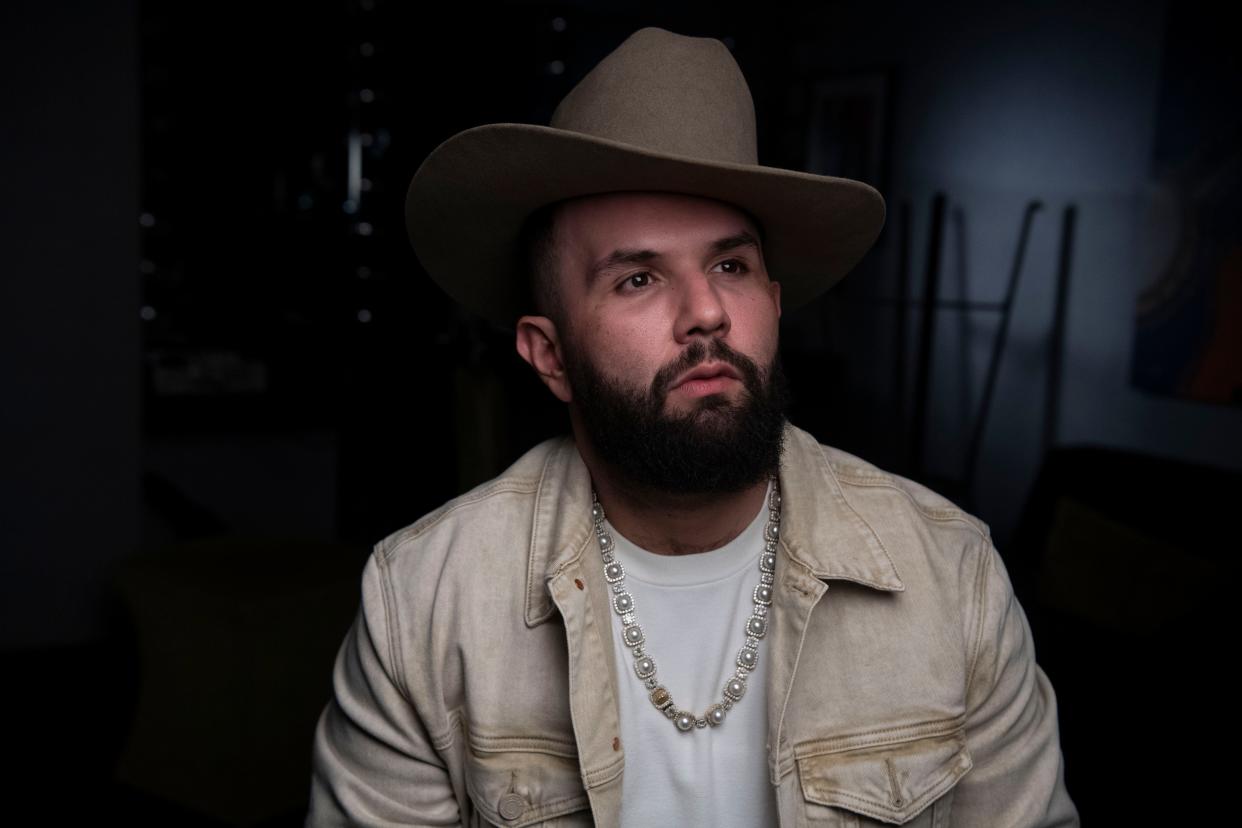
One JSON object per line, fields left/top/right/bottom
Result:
{"left": 405, "top": 123, "right": 886, "bottom": 329}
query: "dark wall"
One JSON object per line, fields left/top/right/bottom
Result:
{"left": 1, "top": 0, "right": 140, "bottom": 648}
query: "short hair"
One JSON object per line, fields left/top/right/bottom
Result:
{"left": 518, "top": 201, "right": 566, "bottom": 330}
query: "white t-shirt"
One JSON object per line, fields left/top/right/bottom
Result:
{"left": 603, "top": 482, "right": 778, "bottom": 827}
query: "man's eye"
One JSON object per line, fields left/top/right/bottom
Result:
{"left": 716, "top": 258, "right": 749, "bottom": 274}
{"left": 621, "top": 272, "right": 652, "bottom": 290}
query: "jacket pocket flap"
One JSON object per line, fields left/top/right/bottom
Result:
{"left": 796, "top": 730, "right": 972, "bottom": 825}
{"left": 464, "top": 737, "right": 591, "bottom": 827}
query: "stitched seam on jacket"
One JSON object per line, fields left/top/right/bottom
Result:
{"left": 793, "top": 716, "right": 967, "bottom": 758}
{"left": 373, "top": 547, "right": 411, "bottom": 702}
{"left": 468, "top": 733, "right": 579, "bottom": 758}
{"left": 963, "top": 539, "right": 991, "bottom": 709}
{"left": 833, "top": 472, "right": 991, "bottom": 539}
{"left": 568, "top": 548, "right": 625, "bottom": 787}
{"left": 581, "top": 752, "right": 625, "bottom": 787}
{"left": 377, "top": 547, "right": 459, "bottom": 757}
{"left": 525, "top": 448, "right": 562, "bottom": 624}
{"left": 802, "top": 758, "right": 963, "bottom": 821}
{"left": 466, "top": 788, "right": 590, "bottom": 827}
{"left": 519, "top": 791, "right": 592, "bottom": 823}
{"left": 816, "top": 444, "right": 902, "bottom": 579}
{"left": 377, "top": 479, "right": 540, "bottom": 563}
{"left": 432, "top": 708, "right": 461, "bottom": 753}
{"left": 773, "top": 555, "right": 823, "bottom": 784}
{"left": 462, "top": 767, "right": 589, "bottom": 826}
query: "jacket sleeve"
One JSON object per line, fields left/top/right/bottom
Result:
{"left": 307, "top": 551, "right": 462, "bottom": 827}
{"left": 951, "top": 539, "right": 1078, "bottom": 827}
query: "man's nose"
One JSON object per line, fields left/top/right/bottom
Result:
{"left": 673, "top": 271, "right": 730, "bottom": 343}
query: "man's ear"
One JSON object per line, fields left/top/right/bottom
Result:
{"left": 515, "top": 315, "right": 573, "bottom": 403}
{"left": 769, "top": 279, "right": 782, "bottom": 319}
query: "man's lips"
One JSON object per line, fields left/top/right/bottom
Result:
{"left": 669, "top": 362, "right": 742, "bottom": 395}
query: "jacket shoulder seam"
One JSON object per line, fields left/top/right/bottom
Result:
{"left": 372, "top": 546, "right": 413, "bottom": 701}
{"left": 962, "top": 537, "right": 992, "bottom": 708}
{"left": 372, "top": 557, "right": 462, "bottom": 754}
{"left": 377, "top": 478, "right": 540, "bottom": 564}
{"left": 832, "top": 468, "right": 991, "bottom": 539}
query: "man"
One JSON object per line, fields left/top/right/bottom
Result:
{"left": 309, "top": 27, "right": 1077, "bottom": 827}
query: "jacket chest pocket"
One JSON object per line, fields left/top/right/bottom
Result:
{"left": 794, "top": 728, "right": 972, "bottom": 827}
{"left": 463, "top": 743, "right": 594, "bottom": 827}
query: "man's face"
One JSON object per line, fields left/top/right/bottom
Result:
{"left": 535, "top": 192, "right": 787, "bottom": 494}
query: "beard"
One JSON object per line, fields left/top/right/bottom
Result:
{"left": 563, "top": 336, "right": 790, "bottom": 495}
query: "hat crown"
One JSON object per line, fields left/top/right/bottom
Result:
{"left": 550, "top": 27, "right": 757, "bottom": 166}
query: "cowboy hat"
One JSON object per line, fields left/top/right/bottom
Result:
{"left": 405, "top": 26, "right": 885, "bottom": 329}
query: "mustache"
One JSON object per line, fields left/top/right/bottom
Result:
{"left": 651, "top": 339, "right": 762, "bottom": 398}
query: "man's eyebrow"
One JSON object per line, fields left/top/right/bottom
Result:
{"left": 709, "top": 230, "right": 761, "bottom": 257}
{"left": 586, "top": 230, "right": 762, "bottom": 287}
{"left": 587, "top": 247, "right": 660, "bottom": 287}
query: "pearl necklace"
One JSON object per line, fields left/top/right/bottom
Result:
{"left": 591, "top": 476, "right": 781, "bottom": 732}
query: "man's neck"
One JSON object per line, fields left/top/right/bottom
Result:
{"left": 575, "top": 439, "right": 771, "bottom": 556}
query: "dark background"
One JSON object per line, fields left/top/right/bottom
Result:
{"left": 2, "top": 0, "right": 1239, "bottom": 823}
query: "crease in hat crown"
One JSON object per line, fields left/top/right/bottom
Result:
{"left": 404, "top": 25, "right": 886, "bottom": 329}
{"left": 548, "top": 27, "right": 758, "bottom": 165}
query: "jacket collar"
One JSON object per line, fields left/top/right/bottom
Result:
{"left": 524, "top": 421, "right": 904, "bottom": 627}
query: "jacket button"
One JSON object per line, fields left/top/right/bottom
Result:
{"left": 498, "top": 792, "right": 527, "bottom": 821}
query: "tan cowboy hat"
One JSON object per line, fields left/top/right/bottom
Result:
{"left": 405, "top": 26, "right": 885, "bottom": 329}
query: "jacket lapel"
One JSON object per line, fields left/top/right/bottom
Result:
{"left": 766, "top": 422, "right": 905, "bottom": 788}
{"left": 527, "top": 437, "right": 624, "bottom": 826}
{"left": 776, "top": 422, "right": 905, "bottom": 591}
{"left": 525, "top": 435, "right": 594, "bottom": 627}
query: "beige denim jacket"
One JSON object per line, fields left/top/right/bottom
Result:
{"left": 309, "top": 422, "right": 1077, "bottom": 827}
